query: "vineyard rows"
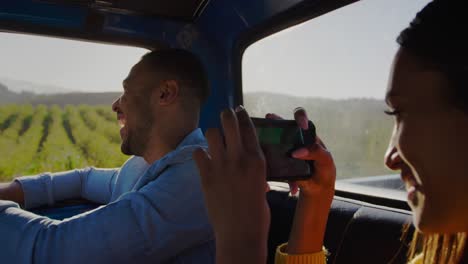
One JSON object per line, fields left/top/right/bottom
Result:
{"left": 0, "top": 105, "right": 128, "bottom": 181}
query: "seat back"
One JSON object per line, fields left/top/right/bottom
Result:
{"left": 267, "top": 189, "right": 414, "bottom": 263}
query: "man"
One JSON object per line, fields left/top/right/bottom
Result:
{"left": 0, "top": 49, "right": 214, "bottom": 263}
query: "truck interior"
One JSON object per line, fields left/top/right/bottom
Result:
{"left": 0, "top": 0, "right": 425, "bottom": 263}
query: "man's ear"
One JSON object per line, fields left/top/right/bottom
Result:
{"left": 155, "top": 80, "right": 179, "bottom": 106}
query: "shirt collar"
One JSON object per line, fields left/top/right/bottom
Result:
{"left": 132, "top": 128, "right": 207, "bottom": 190}
{"left": 174, "top": 128, "right": 207, "bottom": 151}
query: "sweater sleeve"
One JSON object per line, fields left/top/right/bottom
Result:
{"left": 409, "top": 254, "right": 423, "bottom": 264}
{"left": 275, "top": 243, "right": 327, "bottom": 264}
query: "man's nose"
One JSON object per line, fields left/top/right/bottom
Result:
{"left": 384, "top": 145, "right": 402, "bottom": 170}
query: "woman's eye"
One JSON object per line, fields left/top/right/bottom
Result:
{"left": 384, "top": 109, "right": 401, "bottom": 116}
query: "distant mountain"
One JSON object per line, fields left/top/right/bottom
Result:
{"left": 0, "top": 81, "right": 119, "bottom": 106}
{"left": 0, "top": 78, "right": 75, "bottom": 94}
{"left": 0, "top": 82, "right": 8, "bottom": 93}
{"left": 244, "top": 91, "right": 386, "bottom": 119}
{"left": 29, "top": 92, "right": 121, "bottom": 106}
{"left": 0, "top": 82, "right": 32, "bottom": 104}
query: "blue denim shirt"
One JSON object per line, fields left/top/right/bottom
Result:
{"left": 0, "top": 129, "right": 215, "bottom": 264}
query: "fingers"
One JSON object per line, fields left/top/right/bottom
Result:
{"left": 316, "top": 136, "right": 327, "bottom": 150}
{"left": 292, "top": 147, "right": 310, "bottom": 158}
{"left": 289, "top": 182, "right": 299, "bottom": 196}
{"left": 235, "top": 106, "right": 261, "bottom": 154}
{"left": 294, "top": 107, "right": 309, "bottom": 130}
{"left": 208, "top": 107, "right": 263, "bottom": 158}
{"left": 205, "top": 128, "right": 225, "bottom": 162}
{"left": 221, "top": 109, "right": 243, "bottom": 156}
{"left": 265, "top": 113, "right": 283, "bottom": 120}
{"left": 291, "top": 143, "right": 333, "bottom": 165}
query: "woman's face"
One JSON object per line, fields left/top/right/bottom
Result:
{"left": 384, "top": 48, "right": 468, "bottom": 234}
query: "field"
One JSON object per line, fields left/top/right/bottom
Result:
{"left": 0, "top": 93, "right": 396, "bottom": 182}
{"left": 0, "top": 104, "right": 127, "bottom": 181}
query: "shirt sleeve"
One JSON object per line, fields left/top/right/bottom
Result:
{"left": 0, "top": 161, "right": 213, "bottom": 264}
{"left": 15, "top": 167, "right": 119, "bottom": 209}
{"left": 275, "top": 243, "right": 327, "bottom": 264}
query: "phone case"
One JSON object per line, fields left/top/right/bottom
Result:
{"left": 251, "top": 117, "right": 316, "bottom": 182}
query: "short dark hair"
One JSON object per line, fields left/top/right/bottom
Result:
{"left": 141, "top": 49, "right": 210, "bottom": 105}
{"left": 397, "top": 0, "right": 468, "bottom": 112}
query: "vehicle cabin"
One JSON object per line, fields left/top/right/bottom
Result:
{"left": 0, "top": 0, "right": 430, "bottom": 263}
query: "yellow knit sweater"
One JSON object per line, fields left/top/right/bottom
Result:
{"left": 275, "top": 243, "right": 327, "bottom": 264}
{"left": 275, "top": 243, "right": 423, "bottom": 264}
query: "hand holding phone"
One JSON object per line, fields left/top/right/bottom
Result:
{"left": 251, "top": 117, "right": 316, "bottom": 182}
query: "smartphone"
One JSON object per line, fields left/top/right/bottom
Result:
{"left": 251, "top": 117, "right": 316, "bottom": 182}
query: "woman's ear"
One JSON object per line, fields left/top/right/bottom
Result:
{"left": 156, "top": 80, "right": 180, "bottom": 106}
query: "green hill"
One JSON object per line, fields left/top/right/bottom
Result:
{"left": 0, "top": 82, "right": 120, "bottom": 106}
{"left": 0, "top": 82, "right": 28, "bottom": 104}
{"left": 29, "top": 92, "right": 121, "bottom": 106}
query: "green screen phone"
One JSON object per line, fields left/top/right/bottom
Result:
{"left": 251, "top": 118, "right": 316, "bottom": 182}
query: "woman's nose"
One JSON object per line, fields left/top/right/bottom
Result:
{"left": 384, "top": 146, "right": 402, "bottom": 170}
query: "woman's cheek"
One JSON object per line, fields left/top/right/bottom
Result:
{"left": 394, "top": 124, "right": 412, "bottom": 163}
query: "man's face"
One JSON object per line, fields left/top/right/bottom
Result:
{"left": 112, "top": 61, "right": 156, "bottom": 156}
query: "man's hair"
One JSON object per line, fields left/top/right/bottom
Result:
{"left": 141, "top": 49, "right": 210, "bottom": 105}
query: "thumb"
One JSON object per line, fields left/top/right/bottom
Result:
{"left": 291, "top": 143, "right": 332, "bottom": 164}
{"left": 289, "top": 182, "right": 299, "bottom": 196}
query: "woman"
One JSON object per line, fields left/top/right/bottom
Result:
{"left": 193, "top": 0, "right": 468, "bottom": 263}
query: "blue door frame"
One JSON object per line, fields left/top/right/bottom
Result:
{"left": 0, "top": 0, "right": 355, "bottom": 129}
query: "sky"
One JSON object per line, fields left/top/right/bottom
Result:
{"left": 243, "top": 0, "right": 431, "bottom": 99}
{"left": 0, "top": 0, "right": 431, "bottom": 98}
{"left": 0, "top": 35, "right": 147, "bottom": 93}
